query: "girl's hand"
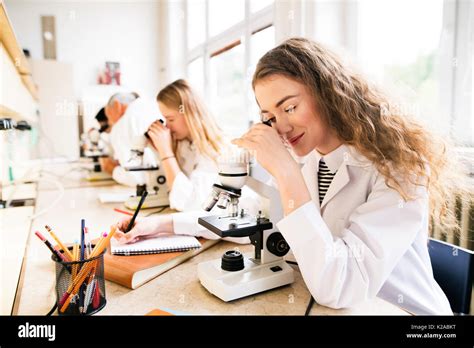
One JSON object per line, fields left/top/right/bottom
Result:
{"left": 113, "top": 215, "right": 173, "bottom": 244}
{"left": 147, "top": 120, "right": 173, "bottom": 158}
{"left": 232, "top": 124, "right": 311, "bottom": 215}
{"left": 231, "top": 124, "right": 299, "bottom": 181}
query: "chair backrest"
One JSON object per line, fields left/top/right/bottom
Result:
{"left": 428, "top": 238, "right": 474, "bottom": 314}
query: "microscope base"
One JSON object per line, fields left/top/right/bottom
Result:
{"left": 198, "top": 255, "right": 294, "bottom": 302}
{"left": 124, "top": 194, "right": 169, "bottom": 209}
{"left": 85, "top": 171, "right": 113, "bottom": 181}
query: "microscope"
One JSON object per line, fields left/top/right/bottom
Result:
{"left": 197, "top": 153, "right": 294, "bottom": 302}
{"left": 81, "top": 128, "right": 113, "bottom": 181}
{"left": 123, "top": 135, "right": 169, "bottom": 209}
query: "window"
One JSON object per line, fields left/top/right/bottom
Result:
{"left": 250, "top": 0, "right": 275, "bottom": 13}
{"left": 249, "top": 25, "right": 275, "bottom": 123}
{"left": 186, "top": 0, "right": 206, "bottom": 50}
{"left": 188, "top": 57, "right": 205, "bottom": 94}
{"left": 209, "top": 0, "right": 245, "bottom": 37}
{"left": 251, "top": 25, "right": 275, "bottom": 67}
{"left": 186, "top": 0, "right": 275, "bottom": 138}
{"left": 357, "top": 0, "right": 446, "bottom": 135}
{"left": 209, "top": 42, "right": 246, "bottom": 136}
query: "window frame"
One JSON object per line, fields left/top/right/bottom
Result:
{"left": 185, "top": 0, "right": 274, "bottom": 132}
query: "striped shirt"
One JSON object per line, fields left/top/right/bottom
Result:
{"left": 318, "top": 159, "right": 337, "bottom": 204}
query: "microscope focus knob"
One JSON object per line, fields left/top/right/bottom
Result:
{"left": 266, "top": 232, "right": 290, "bottom": 257}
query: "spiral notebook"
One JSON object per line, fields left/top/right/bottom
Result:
{"left": 110, "top": 235, "right": 202, "bottom": 256}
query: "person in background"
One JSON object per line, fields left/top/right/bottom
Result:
{"left": 95, "top": 107, "right": 110, "bottom": 133}
{"left": 80, "top": 107, "right": 110, "bottom": 155}
{"left": 101, "top": 92, "right": 161, "bottom": 186}
{"left": 147, "top": 79, "right": 226, "bottom": 212}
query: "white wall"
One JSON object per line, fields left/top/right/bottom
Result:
{"left": 30, "top": 59, "right": 78, "bottom": 159}
{"left": 4, "top": 0, "right": 161, "bottom": 101}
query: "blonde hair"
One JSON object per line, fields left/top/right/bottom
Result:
{"left": 253, "top": 37, "right": 470, "bottom": 233}
{"left": 157, "top": 79, "right": 226, "bottom": 164}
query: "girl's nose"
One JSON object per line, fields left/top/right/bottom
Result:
{"left": 274, "top": 116, "right": 293, "bottom": 136}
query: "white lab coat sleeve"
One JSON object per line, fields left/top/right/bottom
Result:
{"left": 168, "top": 164, "right": 218, "bottom": 212}
{"left": 276, "top": 173, "right": 427, "bottom": 309}
{"left": 109, "top": 120, "right": 133, "bottom": 167}
{"left": 172, "top": 210, "right": 250, "bottom": 244}
{"left": 168, "top": 171, "right": 195, "bottom": 211}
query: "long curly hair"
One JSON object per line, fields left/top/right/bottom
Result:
{"left": 252, "top": 37, "right": 470, "bottom": 233}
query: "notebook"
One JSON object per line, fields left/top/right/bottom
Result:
{"left": 104, "top": 238, "right": 219, "bottom": 289}
{"left": 110, "top": 235, "right": 202, "bottom": 255}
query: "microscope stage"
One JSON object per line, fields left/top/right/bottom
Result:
{"left": 198, "top": 255, "right": 294, "bottom": 302}
{"left": 198, "top": 214, "right": 273, "bottom": 237}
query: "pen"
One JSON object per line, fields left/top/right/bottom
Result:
{"left": 91, "top": 232, "right": 107, "bottom": 256}
{"left": 80, "top": 219, "right": 85, "bottom": 262}
{"left": 44, "top": 228, "right": 70, "bottom": 261}
{"left": 83, "top": 277, "right": 95, "bottom": 313}
{"left": 83, "top": 264, "right": 98, "bottom": 313}
{"left": 34, "top": 231, "right": 68, "bottom": 262}
{"left": 125, "top": 190, "right": 148, "bottom": 233}
{"left": 92, "top": 280, "right": 101, "bottom": 309}
{"left": 45, "top": 225, "right": 74, "bottom": 261}
{"left": 84, "top": 227, "right": 92, "bottom": 258}
{"left": 113, "top": 208, "right": 133, "bottom": 216}
{"left": 72, "top": 241, "right": 79, "bottom": 279}
{"left": 79, "top": 219, "right": 86, "bottom": 312}
{"left": 81, "top": 264, "right": 95, "bottom": 313}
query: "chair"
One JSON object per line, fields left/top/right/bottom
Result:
{"left": 428, "top": 238, "right": 474, "bottom": 314}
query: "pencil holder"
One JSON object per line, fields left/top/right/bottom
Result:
{"left": 51, "top": 245, "right": 107, "bottom": 315}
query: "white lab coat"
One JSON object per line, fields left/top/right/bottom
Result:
{"left": 168, "top": 139, "right": 218, "bottom": 212}
{"left": 109, "top": 97, "right": 162, "bottom": 186}
{"left": 276, "top": 144, "right": 452, "bottom": 315}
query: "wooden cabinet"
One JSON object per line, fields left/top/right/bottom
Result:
{"left": 0, "top": 0, "right": 38, "bottom": 315}
{"left": 0, "top": 0, "right": 38, "bottom": 123}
